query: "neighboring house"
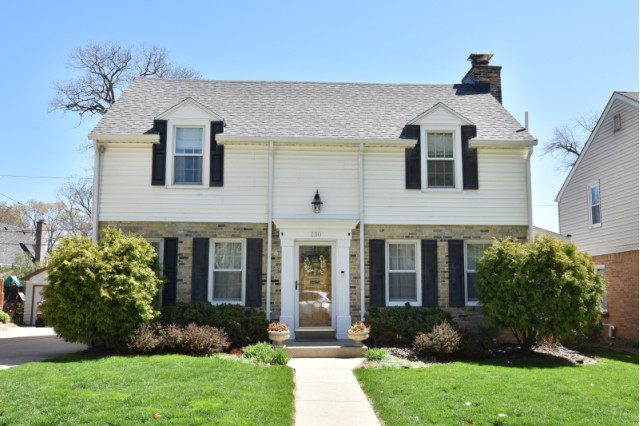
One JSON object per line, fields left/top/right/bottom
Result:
{"left": 556, "top": 91, "right": 639, "bottom": 341}
{"left": 532, "top": 226, "right": 570, "bottom": 242}
{"left": 21, "top": 267, "right": 48, "bottom": 326}
{"left": 0, "top": 223, "right": 35, "bottom": 268}
{"left": 89, "top": 54, "right": 537, "bottom": 339}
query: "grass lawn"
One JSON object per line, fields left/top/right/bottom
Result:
{"left": 355, "top": 349, "right": 639, "bottom": 425}
{"left": 0, "top": 354, "right": 294, "bottom": 425}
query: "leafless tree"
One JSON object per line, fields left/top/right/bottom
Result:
{"left": 544, "top": 113, "right": 599, "bottom": 169}
{"left": 16, "top": 200, "right": 66, "bottom": 253}
{"left": 50, "top": 42, "right": 201, "bottom": 120}
{"left": 56, "top": 177, "right": 93, "bottom": 237}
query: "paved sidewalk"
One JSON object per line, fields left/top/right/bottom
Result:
{"left": 0, "top": 326, "right": 87, "bottom": 370}
{"left": 288, "top": 358, "right": 380, "bottom": 426}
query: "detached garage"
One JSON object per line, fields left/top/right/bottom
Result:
{"left": 21, "top": 268, "right": 48, "bottom": 326}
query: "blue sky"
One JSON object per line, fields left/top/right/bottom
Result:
{"left": 0, "top": 0, "right": 637, "bottom": 232}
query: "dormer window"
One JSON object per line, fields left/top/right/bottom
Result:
{"left": 426, "top": 132, "right": 455, "bottom": 188}
{"left": 174, "top": 127, "right": 204, "bottom": 184}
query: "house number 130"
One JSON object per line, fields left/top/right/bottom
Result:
{"left": 311, "top": 232, "right": 322, "bottom": 238}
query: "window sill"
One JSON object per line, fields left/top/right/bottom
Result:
{"left": 387, "top": 301, "right": 421, "bottom": 307}
{"left": 166, "top": 184, "right": 209, "bottom": 189}
{"left": 590, "top": 223, "right": 602, "bottom": 228}
{"left": 421, "top": 188, "right": 463, "bottom": 193}
{"left": 209, "top": 300, "right": 243, "bottom": 305}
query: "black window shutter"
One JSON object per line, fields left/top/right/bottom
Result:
{"left": 448, "top": 240, "right": 465, "bottom": 307}
{"left": 421, "top": 240, "right": 438, "bottom": 307}
{"left": 162, "top": 238, "right": 179, "bottom": 306}
{"left": 404, "top": 124, "right": 421, "bottom": 189}
{"left": 369, "top": 239, "right": 386, "bottom": 307}
{"left": 151, "top": 120, "right": 167, "bottom": 186}
{"left": 191, "top": 238, "right": 209, "bottom": 302}
{"left": 210, "top": 121, "right": 224, "bottom": 187}
{"left": 245, "top": 238, "right": 263, "bottom": 307}
{"left": 461, "top": 125, "right": 478, "bottom": 190}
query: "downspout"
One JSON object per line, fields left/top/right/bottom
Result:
{"left": 526, "top": 146, "right": 534, "bottom": 242}
{"left": 266, "top": 141, "right": 274, "bottom": 321}
{"left": 92, "top": 143, "right": 105, "bottom": 242}
{"left": 359, "top": 142, "right": 366, "bottom": 320}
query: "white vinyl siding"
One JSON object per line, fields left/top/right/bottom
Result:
{"left": 364, "top": 148, "right": 529, "bottom": 225}
{"left": 558, "top": 98, "right": 639, "bottom": 255}
{"left": 386, "top": 241, "right": 421, "bottom": 306}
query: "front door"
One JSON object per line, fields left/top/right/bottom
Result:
{"left": 297, "top": 245, "right": 332, "bottom": 328}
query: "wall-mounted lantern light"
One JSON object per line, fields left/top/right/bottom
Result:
{"left": 311, "top": 190, "right": 323, "bottom": 214}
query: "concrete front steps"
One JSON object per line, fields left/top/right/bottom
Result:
{"left": 285, "top": 340, "right": 367, "bottom": 358}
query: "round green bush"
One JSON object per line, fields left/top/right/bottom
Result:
{"left": 41, "top": 228, "right": 163, "bottom": 350}
{"left": 0, "top": 310, "right": 10, "bottom": 324}
{"left": 477, "top": 236, "right": 606, "bottom": 351}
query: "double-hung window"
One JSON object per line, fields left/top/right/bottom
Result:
{"left": 426, "top": 132, "right": 455, "bottom": 188}
{"left": 386, "top": 242, "right": 420, "bottom": 306}
{"left": 210, "top": 241, "right": 245, "bottom": 304}
{"left": 465, "top": 242, "right": 491, "bottom": 305}
{"left": 589, "top": 184, "right": 601, "bottom": 226}
{"left": 148, "top": 239, "right": 164, "bottom": 305}
{"left": 174, "top": 127, "right": 204, "bottom": 184}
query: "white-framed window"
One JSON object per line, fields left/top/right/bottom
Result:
{"left": 589, "top": 183, "right": 601, "bottom": 226}
{"left": 595, "top": 265, "right": 607, "bottom": 313}
{"left": 173, "top": 127, "right": 204, "bottom": 184}
{"left": 464, "top": 242, "right": 491, "bottom": 306}
{"left": 209, "top": 240, "right": 245, "bottom": 304}
{"left": 420, "top": 126, "right": 463, "bottom": 190}
{"left": 386, "top": 241, "right": 421, "bottom": 306}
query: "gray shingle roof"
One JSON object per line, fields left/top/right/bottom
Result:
{"left": 92, "top": 78, "right": 535, "bottom": 141}
{"left": 0, "top": 223, "right": 34, "bottom": 267}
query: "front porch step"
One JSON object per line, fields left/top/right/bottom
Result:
{"left": 284, "top": 339, "right": 367, "bottom": 358}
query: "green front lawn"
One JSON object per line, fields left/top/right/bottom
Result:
{"left": 0, "top": 354, "right": 294, "bottom": 425}
{"left": 355, "top": 350, "right": 639, "bottom": 425}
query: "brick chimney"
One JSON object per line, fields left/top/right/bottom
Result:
{"left": 462, "top": 53, "right": 502, "bottom": 104}
{"left": 35, "top": 220, "right": 47, "bottom": 264}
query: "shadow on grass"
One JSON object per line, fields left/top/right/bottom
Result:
{"left": 586, "top": 348, "right": 639, "bottom": 365}
{"left": 42, "top": 353, "right": 110, "bottom": 364}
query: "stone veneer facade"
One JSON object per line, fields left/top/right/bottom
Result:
{"left": 100, "top": 221, "right": 527, "bottom": 334}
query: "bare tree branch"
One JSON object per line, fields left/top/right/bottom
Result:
{"left": 49, "top": 42, "right": 201, "bottom": 121}
{"left": 543, "top": 113, "right": 599, "bottom": 169}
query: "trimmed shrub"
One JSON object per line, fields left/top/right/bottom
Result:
{"left": 365, "top": 348, "right": 389, "bottom": 361}
{"left": 126, "top": 323, "right": 229, "bottom": 356}
{"left": 181, "top": 323, "right": 229, "bottom": 356}
{"left": 413, "top": 321, "right": 461, "bottom": 357}
{"left": 477, "top": 236, "right": 606, "bottom": 351}
{"left": 243, "top": 342, "right": 290, "bottom": 365}
{"left": 41, "top": 228, "right": 163, "bottom": 350}
{"left": 0, "top": 310, "right": 10, "bottom": 324}
{"left": 365, "top": 304, "right": 454, "bottom": 348}
{"left": 127, "top": 323, "right": 161, "bottom": 354}
{"left": 160, "top": 302, "right": 268, "bottom": 349}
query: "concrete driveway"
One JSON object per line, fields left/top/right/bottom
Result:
{"left": 0, "top": 326, "right": 87, "bottom": 370}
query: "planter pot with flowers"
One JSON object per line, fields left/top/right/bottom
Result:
{"left": 267, "top": 322, "right": 290, "bottom": 346}
{"left": 347, "top": 321, "right": 370, "bottom": 346}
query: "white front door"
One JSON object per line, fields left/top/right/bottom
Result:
{"left": 296, "top": 244, "right": 334, "bottom": 329}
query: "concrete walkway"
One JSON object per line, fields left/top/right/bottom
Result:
{"left": 0, "top": 326, "right": 87, "bottom": 369}
{"left": 288, "top": 358, "right": 380, "bottom": 426}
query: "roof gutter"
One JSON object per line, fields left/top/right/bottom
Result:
{"left": 216, "top": 135, "right": 417, "bottom": 147}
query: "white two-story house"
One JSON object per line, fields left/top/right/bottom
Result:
{"left": 557, "top": 91, "right": 639, "bottom": 341}
{"left": 89, "top": 54, "right": 536, "bottom": 339}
